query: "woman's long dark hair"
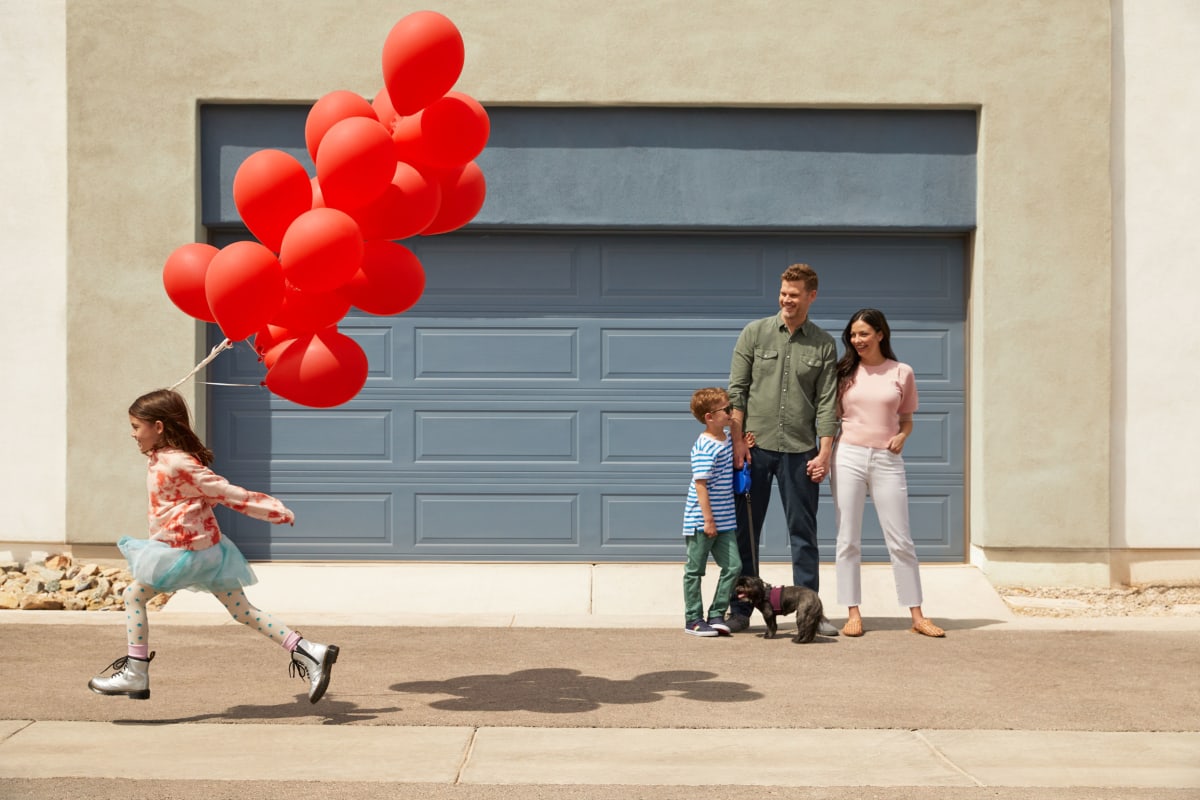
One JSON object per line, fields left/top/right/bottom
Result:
{"left": 836, "top": 308, "right": 899, "bottom": 400}
{"left": 128, "top": 389, "right": 215, "bottom": 465}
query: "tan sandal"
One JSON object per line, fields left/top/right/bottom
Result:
{"left": 841, "top": 617, "right": 864, "bottom": 637}
{"left": 911, "top": 619, "right": 945, "bottom": 637}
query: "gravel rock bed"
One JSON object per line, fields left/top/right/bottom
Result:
{"left": 998, "top": 583, "right": 1200, "bottom": 617}
{"left": 0, "top": 553, "right": 172, "bottom": 612}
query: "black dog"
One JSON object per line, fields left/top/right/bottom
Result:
{"left": 733, "top": 575, "right": 824, "bottom": 643}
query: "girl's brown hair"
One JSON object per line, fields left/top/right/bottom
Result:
{"left": 128, "top": 389, "right": 215, "bottom": 466}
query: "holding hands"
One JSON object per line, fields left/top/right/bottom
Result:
{"left": 806, "top": 453, "right": 830, "bottom": 484}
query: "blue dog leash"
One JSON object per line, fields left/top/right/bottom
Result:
{"left": 734, "top": 461, "right": 756, "bottom": 574}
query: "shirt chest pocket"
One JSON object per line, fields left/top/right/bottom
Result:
{"left": 754, "top": 348, "right": 780, "bottom": 378}
{"left": 792, "top": 346, "right": 825, "bottom": 388}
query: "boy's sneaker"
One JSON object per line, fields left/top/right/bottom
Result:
{"left": 707, "top": 617, "right": 732, "bottom": 635}
{"left": 684, "top": 619, "right": 719, "bottom": 637}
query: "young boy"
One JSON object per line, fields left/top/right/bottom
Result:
{"left": 681, "top": 387, "right": 743, "bottom": 636}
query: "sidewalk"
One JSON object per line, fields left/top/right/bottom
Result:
{"left": 5, "top": 719, "right": 1197, "bottom": 789}
{"left": 2, "top": 564, "right": 1198, "bottom": 795}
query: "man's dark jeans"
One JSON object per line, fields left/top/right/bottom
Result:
{"left": 730, "top": 446, "right": 820, "bottom": 619}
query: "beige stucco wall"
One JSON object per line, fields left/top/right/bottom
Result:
{"left": 1111, "top": 0, "right": 1200, "bottom": 580}
{"left": 16, "top": 1, "right": 1191, "bottom": 586}
{"left": 0, "top": 0, "right": 67, "bottom": 546}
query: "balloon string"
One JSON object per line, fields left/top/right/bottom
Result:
{"left": 169, "top": 338, "right": 234, "bottom": 391}
{"left": 195, "top": 381, "right": 265, "bottom": 388}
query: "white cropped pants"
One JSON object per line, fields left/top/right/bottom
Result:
{"left": 831, "top": 442, "right": 923, "bottom": 608}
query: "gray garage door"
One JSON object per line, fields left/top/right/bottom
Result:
{"left": 207, "top": 232, "right": 964, "bottom": 562}
{"left": 201, "top": 105, "right": 973, "bottom": 562}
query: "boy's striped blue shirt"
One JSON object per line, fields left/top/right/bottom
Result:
{"left": 682, "top": 433, "right": 737, "bottom": 535}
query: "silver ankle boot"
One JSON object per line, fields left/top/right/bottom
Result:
{"left": 88, "top": 652, "right": 155, "bottom": 700}
{"left": 289, "top": 639, "right": 339, "bottom": 704}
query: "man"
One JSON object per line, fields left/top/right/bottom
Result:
{"left": 727, "top": 263, "right": 839, "bottom": 635}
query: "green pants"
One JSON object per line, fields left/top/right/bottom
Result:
{"left": 683, "top": 529, "right": 742, "bottom": 622}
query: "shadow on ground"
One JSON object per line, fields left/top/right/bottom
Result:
{"left": 112, "top": 694, "right": 400, "bottom": 725}
{"left": 390, "top": 668, "right": 762, "bottom": 713}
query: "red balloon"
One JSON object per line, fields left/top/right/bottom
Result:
{"left": 372, "top": 86, "right": 399, "bottom": 132}
{"left": 382, "top": 11, "right": 465, "bottom": 115}
{"left": 315, "top": 116, "right": 397, "bottom": 211}
{"left": 253, "top": 323, "right": 289, "bottom": 354}
{"left": 163, "top": 243, "right": 218, "bottom": 322}
{"left": 422, "top": 161, "right": 487, "bottom": 236}
{"left": 345, "top": 162, "right": 440, "bottom": 241}
{"left": 232, "top": 150, "right": 313, "bottom": 253}
{"left": 279, "top": 208, "right": 365, "bottom": 294}
{"left": 305, "top": 90, "right": 378, "bottom": 163}
{"left": 393, "top": 92, "right": 490, "bottom": 169}
{"left": 252, "top": 324, "right": 298, "bottom": 368}
{"left": 265, "top": 328, "right": 369, "bottom": 408}
{"left": 341, "top": 241, "right": 426, "bottom": 315}
{"left": 271, "top": 282, "right": 353, "bottom": 334}
{"left": 204, "top": 241, "right": 287, "bottom": 342}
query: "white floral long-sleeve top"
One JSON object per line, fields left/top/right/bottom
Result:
{"left": 146, "top": 448, "right": 294, "bottom": 551}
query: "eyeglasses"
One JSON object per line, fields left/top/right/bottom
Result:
{"left": 716, "top": 405, "right": 732, "bottom": 415}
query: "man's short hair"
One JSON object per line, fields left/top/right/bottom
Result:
{"left": 781, "top": 263, "right": 818, "bottom": 292}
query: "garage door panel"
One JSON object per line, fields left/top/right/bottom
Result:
{"left": 416, "top": 411, "right": 578, "bottom": 462}
{"left": 213, "top": 405, "right": 395, "bottom": 467}
{"left": 282, "top": 493, "right": 393, "bottom": 544}
{"left": 356, "top": 326, "right": 395, "bottom": 378}
{"left": 602, "top": 493, "right": 687, "bottom": 547}
{"left": 602, "top": 412, "right": 696, "bottom": 464}
{"left": 602, "top": 328, "right": 739, "bottom": 380}
{"left": 215, "top": 487, "right": 396, "bottom": 559}
{"left": 906, "top": 404, "right": 964, "bottom": 471}
{"left": 415, "top": 327, "right": 579, "bottom": 379}
{"left": 415, "top": 493, "right": 580, "bottom": 545}
{"left": 891, "top": 326, "right": 959, "bottom": 384}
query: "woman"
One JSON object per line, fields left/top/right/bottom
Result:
{"left": 831, "top": 309, "right": 944, "bottom": 637}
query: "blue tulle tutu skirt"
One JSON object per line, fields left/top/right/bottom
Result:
{"left": 117, "top": 536, "right": 258, "bottom": 593}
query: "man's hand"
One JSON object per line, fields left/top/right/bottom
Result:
{"left": 732, "top": 430, "right": 756, "bottom": 469}
{"left": 806, "top": 452, "right": 830, "bottom": 483}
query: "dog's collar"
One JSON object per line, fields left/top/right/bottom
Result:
{"left": 769, "top": 586, "right": 784, "bottom": 614}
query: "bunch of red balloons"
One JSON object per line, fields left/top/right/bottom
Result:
{"left": 161, "top": 11, "right": 488, "bottom": 408}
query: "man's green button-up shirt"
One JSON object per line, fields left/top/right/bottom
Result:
{"left": 728, "top": 314, "right": 839, "bottom": 453}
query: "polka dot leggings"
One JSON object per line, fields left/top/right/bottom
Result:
{"left": 123, "top": 582, "right": 296, "bottom": 653}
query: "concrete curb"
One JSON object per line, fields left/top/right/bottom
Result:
{"left": 2, "top": 720, "right": 1197, "bottom": 788}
